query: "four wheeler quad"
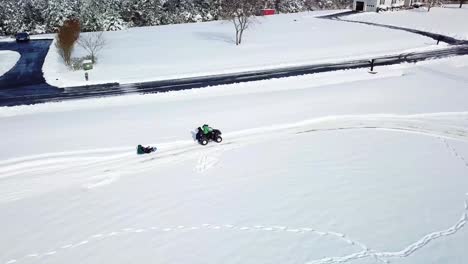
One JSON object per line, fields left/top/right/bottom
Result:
{"left": 196, "top": 127, "right": 223, "bottom": 146}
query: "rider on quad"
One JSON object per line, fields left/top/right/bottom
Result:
{"left": 137, "top": 144, "right": 156, "bottom": 155}
{"left": 202, "top": 124, "right": 213, "bottom": 135}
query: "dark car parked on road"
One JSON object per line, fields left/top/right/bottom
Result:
{"left": 15, "top": 32, "right": 30, "bottom": 42}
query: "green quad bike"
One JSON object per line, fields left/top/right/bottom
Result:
{"left": 196, "top": 127, "right": 223, "bottom": 146}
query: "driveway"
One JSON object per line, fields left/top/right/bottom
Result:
{"left": 0, "top": 40, "right": 54, "bottom": 89}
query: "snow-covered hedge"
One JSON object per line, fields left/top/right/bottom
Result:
{"left": 0, "top": 0, "right": 352, "bottom": 35}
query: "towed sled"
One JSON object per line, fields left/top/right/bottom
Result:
{"left": 196, "top": 127, "right": 223, "bottom": 146}
{"left": 137, "top": 145, "right": 156, "bottom": 155}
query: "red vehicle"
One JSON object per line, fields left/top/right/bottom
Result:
{"left": 261, "top": 9, "right": 276, "bottom": 16}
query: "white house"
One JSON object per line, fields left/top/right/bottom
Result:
{"left": 353, "top": 0, "right": 406, "bottom": 12}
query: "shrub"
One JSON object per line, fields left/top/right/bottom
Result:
{"left": 70, "top": 55, "right": 94, "bottom": 71}
{"left": 55, "top": 18, "right": 80, "bottom": 66}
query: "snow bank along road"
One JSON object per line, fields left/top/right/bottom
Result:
{"left": 320, "top": 11, "right": 468, "bottom": 45}
{"left": 1, "top": 43, "right": 468, "bottom": 107}
{"left": 1, "top": 113, "right": 468, "bottom": 264}
{"left": 343, "top": 6, "right": 468, "bottom": 41}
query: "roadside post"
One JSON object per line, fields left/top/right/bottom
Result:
{"left": 369, "top": 59, "right": 377, "bottom": 74}
{"left": 83, "top": 60, "right": 93, "bottom": 82}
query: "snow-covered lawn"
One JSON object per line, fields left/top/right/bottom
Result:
{"left": 0, "top": 50, "right": 20, "bottom": 76}
{"left": 1, "top": 56, "right": 468, "bottom": 264}
{"left": 43, "top": 11, "right": 436, "bottom": 87}
{"left": 348, "top": 6, "right": 468, "bottom": 40}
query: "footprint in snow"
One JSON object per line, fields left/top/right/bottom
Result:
{"left": 84, "top": 173, "right": 120, "bottom": 190}
{"left": 195, "top": 154, "right": 220, "bottom": 174}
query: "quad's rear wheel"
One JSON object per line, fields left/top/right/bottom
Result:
{"left": 200, "top": 139, "right": 208, "bottom": 145}
{"left": 215, "top": 136, "right": 223, "bottom": 143}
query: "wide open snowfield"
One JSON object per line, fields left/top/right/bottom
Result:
{"left": 1, "top": 56, "right": 468, "bottom": 264}
{"left": 43, "top": 11, "right": 438, "bottom": 87}
{"left": 0, "top": 50, "right": 20, "bottom": 76}
{"left": 348, "top": 6, "right": 468, "bottom": 40}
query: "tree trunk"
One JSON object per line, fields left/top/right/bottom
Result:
{"left": 460, "top": 0, "right": 464, "bottom": 8}
{"left": 238, "top": 29, "right": 243, "bottom": 45}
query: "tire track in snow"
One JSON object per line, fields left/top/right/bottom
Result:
{"left": 2, "top": 113, "right": 468, "bottom": 203}
{"left": 3, "top": 113, "right": 468, "bottom": 176}
{"left": 75, "top": 113, "right": 468, "bottom": 184}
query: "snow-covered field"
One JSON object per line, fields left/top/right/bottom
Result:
{"left": 43, "top": 11, "right": 438, "bottom": 87}
{"left": 348, "top": 6, "right": 468, "bottom": 40}
{"left": 0, "top": 50, "right": 20, "bottom": 76}
{"left": 1, "top": 54, "right": 468, "bottom": 264}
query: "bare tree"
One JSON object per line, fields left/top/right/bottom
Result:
{"left": 78, "top": 31, "right": 106, "bottom": 63}
{"left": 427, "top": 0, "right": 444, "bottom": 11}
{"left": 221, "top": 0, "right": 261, "bottom": 45}
{"left": 274, "top": 0, "right": 281, "bottom": 11}
{"left": 427, "top": 0, "right": 435, "bottom": 11}
{"left": 460, "top": 0, "right": 465, "bottom": 8}
{"left": 55, "top": 19, "right": 81, "bottom": 66}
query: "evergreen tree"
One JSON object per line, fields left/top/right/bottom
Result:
{"left": 277, "top": 0, "right": 305, "bottom": 12}
{"left": 44, "top": 0, "right": 80, "bottom": 32}
{"left": 0, "top": 2, "right": 8, "bottom": 34}
{"left": 80, "top": 0, "right": 104, "bottom": 32}
{"left": 161, "top": 0, "right": 182, "bottom": 24}
{"left": 23, "top": 0, "right": 47, "bottom": 33}
{"left": 101, "top": 0, "right": 126, "bottom": 31}
{"left": 0, "top": 0, "right": 25, "bottom": 35}
{"left": 121, "top": 0, "right": 163, "bottom": 27}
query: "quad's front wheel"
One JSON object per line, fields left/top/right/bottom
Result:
{"left": 215, "top": 136, "right": 223, "bottom": 143}
{"left": 200, "top": 139, "right": 208, "bottom": 145}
